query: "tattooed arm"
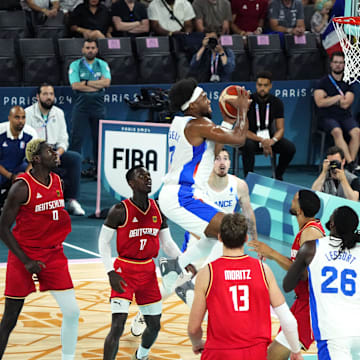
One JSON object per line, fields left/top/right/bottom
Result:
{"left": 237, "top": 177, "right": 258, "bottom": 241}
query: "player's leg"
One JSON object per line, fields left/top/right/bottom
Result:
{"left": 329, "top": 124, "right": 352, "bottom": 163}
{"left": 104, "top": 299, "right": 130, "bottom": 360}
{"left": 240, "top": 138, "right": 258, "bottom": 178}
{"left": 133, "top": 265, "right": 162, "bottom": 360}
{"left": 0, "top": 297, "right": 24, "bottom": 359}
{"left": 267, "top": 337, "right": 291, "bottom": 360}
{"left": 50, "top": 289, "right": 80, "bottom": 360}
{"left": 272, "top": 138, "right": 296, "bottom": 180}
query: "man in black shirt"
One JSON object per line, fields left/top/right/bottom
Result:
{"left": 240, "top": 71, "right": 296, "bottom": 180}
{"left": 111, "top": 0, "right": 149, "bottom": 37}
{"left": 314, "top": 51, "right": 360, "bottom": 172}
{"left": 69, "top": 0, "right": 112, "bottom": 39}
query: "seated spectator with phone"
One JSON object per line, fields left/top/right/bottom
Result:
{"left": 312, "top": 146, "right": 360, "bottom": 201}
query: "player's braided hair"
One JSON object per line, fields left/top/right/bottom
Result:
{"left": 332, "top": 206, "right": 360, "bottom": 253}
{"left": 26, "top": 139, "right": 46, "bottom": 163}
{"left": 169, "top": 78, "right": 198, "bottom": 112}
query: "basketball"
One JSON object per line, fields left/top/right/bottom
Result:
{"left": 219, "top": 85, "right": 240, "bottom": 118}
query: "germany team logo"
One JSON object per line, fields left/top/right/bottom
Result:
{"left": 153, "top": 216, "right": 157, "bottom": 223}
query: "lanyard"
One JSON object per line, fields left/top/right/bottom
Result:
{"left": 328, "top": 75, "right": 344, "bottom": 96}
{"left": 255, "top": 103, "right": 270, "bottom": 130}
{"left": 82, "top": 58, "right": 99, "bottom": 80}
{"left": 41, "top": 113, "right": 49, "bottom": 141}
{"left": 211, "top": 53, "right": 219, "bottom": 75}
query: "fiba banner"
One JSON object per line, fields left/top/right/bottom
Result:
{"left": 96, "top": 120, "right": 170, "bottom": 216}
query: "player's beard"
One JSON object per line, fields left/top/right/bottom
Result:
{"left": 40, "top": 99, "right": 54, "bottom": 110}
{"left": 289, "top": 208, "right": 297, "bottom": 216}
{"left": 333, "top": 69, "right": 344, "bottom": 75}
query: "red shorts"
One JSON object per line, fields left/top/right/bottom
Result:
{"left": 201, "top": 343, "right": 267, "bottom": 360}
{"left": 291, "top": 297, "right": 314, "bottom": 350}
{"left": 111, "top": 257, "right": 161, "bottom": 306}
{"left": 5, "top": 245, "right": 73, "bottom": 298}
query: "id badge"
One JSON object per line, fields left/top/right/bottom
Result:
{"left": 257, "top": 129, "right": 270, "bottom": 148}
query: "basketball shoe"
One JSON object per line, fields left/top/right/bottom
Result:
{"left": 131, "top": 312, "right": 146, "bottom": 337}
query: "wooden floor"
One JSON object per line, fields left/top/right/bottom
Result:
{"left": 0, "top": 261, "right": 317, "bottom": 359}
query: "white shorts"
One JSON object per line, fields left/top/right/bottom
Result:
{"left": 159, "top": 184, "right": 222, "bottom": 237}
{"left": 317, "top": 337, "right": 360, "bottom": 360}
{"left": 110, "top": 298, "right": 162, "bottom": 316}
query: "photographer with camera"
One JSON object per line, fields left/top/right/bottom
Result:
{"left": 189, "top": 32, "right": 235, "bottom": 83}
{"left": 312, "top": 146, "right": 360, "bottom": 201}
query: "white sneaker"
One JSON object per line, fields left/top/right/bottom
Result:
{"left": 131, "top": 312, "right": 146, "bottom": 337}
{"left": 67, "top": 199, "right": 85, "bottom": 216}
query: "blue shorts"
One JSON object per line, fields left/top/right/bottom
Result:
{"left": 320, "top": 116, "right": 359, "bottom": 134}
{"left": 158, "top": 184, "right": 221, "bottom": 237}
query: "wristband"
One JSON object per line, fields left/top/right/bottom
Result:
{"left": 221, "top": 121, "right": 233, "bottom": 130}
{"left": 85, "top": 80, "right": 88, "bottom": 86}
{"left": 272, "top": 137, "right": 278, "bottom": 143}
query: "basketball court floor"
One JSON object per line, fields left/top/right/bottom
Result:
{"left": 0, "top": 167, "right": 320, "bottom": 359}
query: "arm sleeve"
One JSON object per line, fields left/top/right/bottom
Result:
{"left": 183, "top": 1, "right": 196, "bottom": 21}
{"left": 99, "top": 59, "right": 111, "bottom": 80}
{"left": 147, "top": 3, "right": 158, "bottom": 21}
{"left": 296, "top": 0, "right": 304, "bottom": 19}
{"left": 159, "top": 227, "right": 182, "bottom": 258}
{"left": 273, "top": 97, "right": 284, "bottom": 119}
{"left": 273, "top": 302, "right": 301, "bottom": 353}
{"left": 98, "top": 224, "right": 116, "bottom": 273}
{"left": 68, "top": 61, "right": 81, "bottom": 84}
{"left": 268, "top": 1, "right": 279, "bottom": 20}
{"left": 55, "top": 109, "right": 69, "bottom": 151}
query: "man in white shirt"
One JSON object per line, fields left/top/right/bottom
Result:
{"left": 25, "top": 83, "right": 85, "bottom": 216}
{"left": 147, "top": 0, "right": 195, "bottom": 36}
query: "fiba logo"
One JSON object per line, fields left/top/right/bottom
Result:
{"left": 113, "top": 148, "right": 158, "bottom": 171}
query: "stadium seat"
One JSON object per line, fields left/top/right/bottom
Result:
{"left": 0, "top": 0, "right": 21, "bottom": 10}
{"left": 0, "top": 38, "right": 21, "bottom": 86}
{"left": 247, "top": 34, "right": 287, "bottom": 80}
{"left": 58, "top": 38, "right": 84, "bottom": 85}
{"left": 135, "top": 36, "right": 176, "bottom": 84}
{"left": 35, "top": 11, "right": 67, "bottom": 39}
{"left": 98, "top": 38, "right": 138, "bottom": 85}
{"left": 0, "top": 10, "right": 29, "bottom": 39}
{"left": 19, "top": 38, "right": 60, "bottom": 85}
{"left": 304, "top": 5, "right": 315, "bottom": 32}
{"left": 170, "top": 36, "right": 191, "bottom": 81}
{"left": 284, "top": 33, "right": 325, "bottom": 80}
{"left": 220, "top": 34, "right": 250, "bottom": 81}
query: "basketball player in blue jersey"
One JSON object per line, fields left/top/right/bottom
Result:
{"left": 159, "top": 78, "right": 250, "bottom": 291}
{"left": 283, "top": 206, "right": 360, "bottom": 360}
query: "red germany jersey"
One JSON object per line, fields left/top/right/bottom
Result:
{"left": 116, "top": 198, "right": 162, "bottom": 260}
{"left": 205, "top": 255, "right": 271, "bottom": 350}
{"left": 291, "top": 219, "right": 325, "bottom": 298}
{"left": 12, "top": 172, "right": 71, "bottom": 248}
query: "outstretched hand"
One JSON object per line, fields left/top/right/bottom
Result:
{"left": 185, "top": 264, "right": 197, "bottom": 278}
{"left": 108, "top": 270, "right": 127, "bottom": 293}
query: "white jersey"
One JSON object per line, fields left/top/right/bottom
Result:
{"left": 163, "top": 116, "right": 215, "bottom": 191}
{"left": 308, "top": 236, "right": 360, "bottom": 340}
{"left": 205, "top": 174, "right": 239, "bottom": 214}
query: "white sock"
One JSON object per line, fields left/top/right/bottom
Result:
{"left": 137, "top": 344, "right": 150, "bottom": 359}
{"left": 178, "top": 235, "right": 217, "bottom": 270}
{"left": 50, "top": 290, "right": 80, "bottom": 358}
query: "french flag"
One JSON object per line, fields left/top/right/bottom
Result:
{"left": 321, "top": 19, "right": 343, "bottom": 57}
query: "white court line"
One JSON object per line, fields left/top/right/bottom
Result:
{"left": 63, "top": 241, "right": 101, "bottom": 257}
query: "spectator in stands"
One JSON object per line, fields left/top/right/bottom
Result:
{"left": 268, "top": 0, "right": 305, "bottom": 36}
{"left": 110, "top": 0, "right": 149, "bottom": 37}
{"left": 240, "top": 71, "right": 296, "bottom": 180}
{"left": 314, "top": 51, "right": 360, "bottom": 172}
{"left": 0, "top": 106, "right": 37, "bottom": 207}
{"left": 231, "top": 0, "right": 268, "bottom": 36}
{"left": 312, "top": 146, "right": 360, "bottom": 201}
{"left": 147, "top": 0, "right": 195, "bottom": 36}
{"left": 21, "top": 0, "right": 60, "bottom": 35}
{"left": 311, "top": 0, "right": 332, "bottom": 35}
{"left": 25, "top": 84, "right": 85, "bottom": 216}
{"left": 69, "top": 0, "right": 112, "bottom": 39}
{"left": 68, "top": 39, "right": 111, "bottom": 179}
{"left": 192, "top": 0, "right": 232, "bottom": 34}
{"left": 189, "top": 32, "right": 235, "bottom": 82}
